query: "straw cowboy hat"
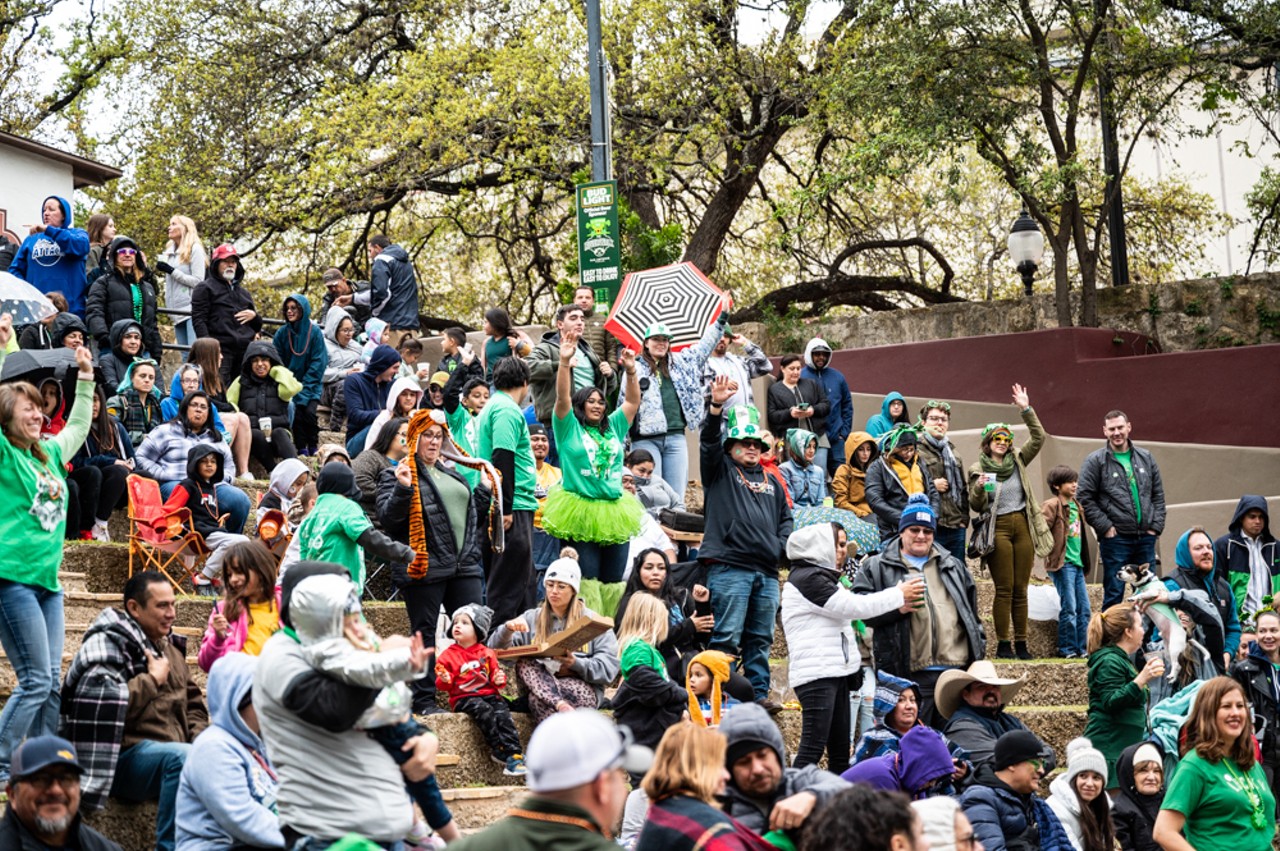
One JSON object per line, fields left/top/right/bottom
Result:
{"left": 934, "top": 660, "right": 1027, "bottom": 720}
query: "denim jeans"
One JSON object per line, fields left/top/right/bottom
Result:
{"left": 707, "top": 564, "right": 780, "bottom": 700}
{"left": 935, "top": 526, "right": 966, "bottom": 563}
{"left": 0, "top": 581, "right": 64, "bottom": 782}
{"left": 793, "top": 676, "right": 852, "bottom": 775}
{"left": 565, "top": 539, "right": 629, "bottom": 584}
{"left": 112, "top": 739, "right": 191, "bottom": 851}
{"left": 1051, "top": 563, "right": 1092, "bottom": 656}
{"left": 1100, "top": 532, "right": 1158, "bottom": 609}
{"left": 810, "top": 447, "right": 829, "bottom": 481}
{"left": 631, "top": 432, "right": 690, "bottom": 502}
{"left": 159, "top": 480, "right": 251, "bottom": 535}
{"left": 367, "top": 721, "right": 454, "bottom": 830}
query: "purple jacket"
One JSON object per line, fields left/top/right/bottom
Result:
{"left": 841, "top": 725, "right": 956, "bottom": 798}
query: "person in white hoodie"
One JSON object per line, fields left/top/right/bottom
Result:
{"left": 364, "top": 375, "right": 423, "bottom": 452}
{"left": 1047, "top": 738, "right": 1114, "bottom": 851}
{"left": 780, "top": 522, "right": 924, "bottom": 776}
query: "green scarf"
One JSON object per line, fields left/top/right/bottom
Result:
{"left": 978, "top": 447, "right": 1017, "bottom": 481}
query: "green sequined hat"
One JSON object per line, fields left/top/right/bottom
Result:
{"left": 725, "top": 405, "right": 763, "bottom": 443}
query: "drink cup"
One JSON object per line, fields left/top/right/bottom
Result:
{"left": 983, "top": 473, "right": 997, "bottom": 492}
{"left": 259, "top": 416, "right": 272, "bottom": 439}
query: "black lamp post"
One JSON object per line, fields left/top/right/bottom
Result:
{"left": 1007, "top": 210, "right": 1045, "bottom": 297}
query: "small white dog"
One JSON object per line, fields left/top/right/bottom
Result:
{"left": 1119, "top": 562, "right": 1187, "bottom": 683}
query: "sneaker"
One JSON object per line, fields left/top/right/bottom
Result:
{"left": 235, "top": 471, "right": 256, "bottom": 483}
{"left": 90, "top": 520, "right": 111, "bottom": 542}
{"left": 193, "top": 576, "right": 220, "bottom": 597}
{"left": 756, "top": 698, "right": 784, "bottom": 716}
{"left": 503, "top": 754, "right": 528, "bottom": 776}
{"left": 78, "top": 530, "right": 93, "bottom": 540}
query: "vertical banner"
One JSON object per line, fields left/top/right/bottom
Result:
{"left": 576, "top": 180, "right": 622, "bottom": 307}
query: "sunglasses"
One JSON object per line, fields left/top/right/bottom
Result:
{"left": 991, "top": 436, "right": 1013, "bottom": 445}
{"left": 116, "top": 247, "right": 137, "bottom": 256}
{"left": 925, "top": 400, "right": 951, "bottom": 412}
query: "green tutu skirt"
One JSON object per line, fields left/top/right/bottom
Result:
{"left": 541, "top": 486, "right": 644, "bottom": 545}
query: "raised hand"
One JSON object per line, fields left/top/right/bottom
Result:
{"left": 619, "top": 348, "right": 636, "bottom": 372}
{"left": 75, "top": 344, "right": 95, "bottom": 374}
{"left": 395, "top": 460, "right": 414, "bottom": 487}
{"left": 709, "top": 374, "right": 736, "bottom": 407}
{"left": 1011, "top": 383, "right": 1030, "bottom": 409}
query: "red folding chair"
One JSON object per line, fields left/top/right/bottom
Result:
{"left": 255, "top": 508, "right": 293, "bottom": 564}
{"left": 127, "top": 474, "right": 210, "bottom": 592}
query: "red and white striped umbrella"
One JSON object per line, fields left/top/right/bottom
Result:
{"left": 604, "top": 261, "right": 729, "bottom": 352}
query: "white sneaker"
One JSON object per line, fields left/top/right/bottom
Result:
{"left": 235, "top": 471, "right": 255, "bottom": 483}
{"left": 90, "top": 520, "right": 111, "bottom": 542}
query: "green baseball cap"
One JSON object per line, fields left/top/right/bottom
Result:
{"left": 644, "top": 323, "right": 673, "bottom": 340}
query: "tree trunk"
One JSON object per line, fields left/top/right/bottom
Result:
{"left": 1052, "top": 210, "right": 1074, "bottom": 328}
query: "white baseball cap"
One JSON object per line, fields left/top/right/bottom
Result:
{"left": 525, "top": 709, "right": 652, "bottom": 792}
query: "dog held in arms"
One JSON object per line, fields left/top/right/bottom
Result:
{"left": 1119, "top": 562, "right": 1213, "bottom": 685}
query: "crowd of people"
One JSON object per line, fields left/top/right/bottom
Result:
{"left": 1, "top": 199, "right": 1278, "bottom": 851}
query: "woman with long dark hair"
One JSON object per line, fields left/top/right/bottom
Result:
{"left": 352, "top": 416, "right": 408, "bottom": 514}
{"left": 766, "top": 353, "right": 830, "bottom": 438}
{"left": 187, "top": 337, "right": 252, "bottom": 479}
{"left": 69, "top": 384, "right": 134, "bottom": 542}
{"left": 1155, "top": 676, "right": 1276, "bottom": 850}
{"left": 0, "top": 328, "right": 94, "bottom": 784}
{"left": 614, "top": 547, "right": 712, "bottom": 680}
{"left": 540, "top": 326, "right": 643, "bottom": 616}
{"left": 1048, "top": 738, "right": 1115, "bottom": 851}
{"left": 480, "top": 307, "right": 530, "bottom": 381}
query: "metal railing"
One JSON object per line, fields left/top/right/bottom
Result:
{"left": 158, "top": 307, "right": 284, "bottom": 353}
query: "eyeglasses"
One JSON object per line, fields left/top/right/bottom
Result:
{"left": 116, "top": 247, "right": 137, "bottom": 256}
{"left": 1029, "top": 758, "right": 1044, "bottom": 771}
{"left": 924, "top": 414, "right": 949, "bottom": 423}
{"left": 957, "top": 833, "right": 980, "bottom": 849}
{"left": 20, "top": 771, "right": 80, "bottom": 790}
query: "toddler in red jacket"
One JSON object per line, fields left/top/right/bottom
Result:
{"left": 434, "top": 604, "right": 526, "bottom": 776}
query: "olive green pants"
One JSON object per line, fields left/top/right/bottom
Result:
{"left": 987, "top": 511, "right": 1034, "bottom": 641}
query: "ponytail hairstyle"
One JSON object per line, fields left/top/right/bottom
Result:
{"left": 1086, "top": 602, "right": 1136, "bottom": 655}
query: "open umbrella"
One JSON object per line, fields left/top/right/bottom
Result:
{"left": 604, "top": 261, "right": 729, "bottom": 352}
{"left": 0, "top": 271, "right": 57, "bottom": 326}
{"left": 0, "top": 348, "right": 101, "bottom": 402}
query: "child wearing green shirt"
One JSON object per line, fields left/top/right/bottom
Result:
{"left": 1042, "top": 465, "right": 1092, "bottom": 659}
{"left": 611, "top": 592, "right": 688, "bottom": 776}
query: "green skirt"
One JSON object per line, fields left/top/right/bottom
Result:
{"left": 541, "top": 486, "right": 644, "bottom": 545}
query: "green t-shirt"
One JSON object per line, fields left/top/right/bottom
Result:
{"left": 446, "top": 405, "right": 481, "bottom": 488}
{"left": 426, "top": 464, "right": 470, "bottom": 553}
{"left": 552, "top": 408, "right": 629, "bottom": 501}
{"left": 1114, "top": 450, "right": 1142, "bottom": 525}
{"left": 571, "top": 348, "right": 595, "bottom": 393}
{"left": 620, "top": 638, "right": 668, "bottom": 680}
{"left": 477, "top": 389, "right": 538, "bottom": 512}
{"left": 1064, "top": 499, "right": 1082, "bottom": 567}
{"left": 657, "top": 372, "right": 686, "bottom": 432}
{"left": 297, "top": 492, "right": 374, "bottom": 590}
{"left": 1162, "top": 750, "right": 1276, "bottom": 851}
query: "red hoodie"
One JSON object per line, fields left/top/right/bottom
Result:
{"left": 434, "top": 641, "right": 507, "bottom": 710}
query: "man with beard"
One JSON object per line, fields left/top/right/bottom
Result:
{"left": 1, "top": 736, "right": 122, "bottom": 850}
{"left": 938, "top": 661, "right": 1055, "bottom": 772}
{"left": 573, "top": 286, "right": 618, "bottom": 377}
{"left": 701, "top": 326, "right": 772, "bottom": 412}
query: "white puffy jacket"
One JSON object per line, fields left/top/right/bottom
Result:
{"left": 780, "top": 524, "right": 904, "bottom": 689}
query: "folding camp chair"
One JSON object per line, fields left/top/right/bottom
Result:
{"left": 255, "top": 508, "right": 293, "bottom": 563}
{"left": 127, "top": 474, "right": 210, "bottom": 592}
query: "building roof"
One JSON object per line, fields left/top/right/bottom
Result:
{"left": 0, "top": 131, "right": 122, "bottom": 188}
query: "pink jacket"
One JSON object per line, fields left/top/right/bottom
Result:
{"left": 198, "top": 589, "right": 282, "bottom": 672}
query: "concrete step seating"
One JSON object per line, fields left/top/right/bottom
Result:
{"left": 9, "top": 538, "right": 1098, "bottom": 849}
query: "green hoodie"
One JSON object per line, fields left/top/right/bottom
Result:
{"left": 0, "top": 353, "right": 94, "bottom": 591}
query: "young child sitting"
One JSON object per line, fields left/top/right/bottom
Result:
{"left": 296, "top": 461, "right": 414, "bottom": 592}
{"left": 433, "top": 604, "right": 526, "bottom": 776}
{"left": 290, "top": 572, "right": 457, "bottom": 847}
{"left": 275, "top": 482, "right": 318, "bottom": 588}
{"left": 107, "top": 358, "right": 163, "bottom": 446}
{"left": 612, "top": 592, "right": 688, "bottom": 764}
{"left": 258, "top": 457, "right": 311, "bottom": 524}
{"left": 197, "top": 539, "right": 280, "bottom": 671}
{"left": 1041, "top": 464, "right": 1092, "bottom": 659}
{"left": 164, "top": 445, "right": 251, "bottom": 595}
{"left": 685, "top": 649, "right": 743, "bottom": 728}
{"left": 396, "top": 335, "right": 432, "bottom": 390}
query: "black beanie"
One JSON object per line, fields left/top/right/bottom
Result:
{"left": 317, "top": 461, "right": 362, "bottom": 501}
{"left": 994, "top": 730, "right": 1045, "bottom": 771}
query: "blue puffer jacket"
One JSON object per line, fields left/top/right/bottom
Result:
{"left": 959, "top": 764, "right": 1074, "bottom": 851}
{"left": 369, "top": 243, "right": 420, "bottom": 330}
{"left": 633, "top": 315, "right": 725, "bottom": 437}
{"left": 272, "top": 293, "right": 328, "bottom": 405}
{"left": 342, "top": 344, "right": 400, "bottom": 437}
{"left": 175, "top": 653, "right": 284, "bottom": 850}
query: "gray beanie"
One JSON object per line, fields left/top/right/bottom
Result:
{"left": 452, "top": 604, "right": 495, "bottom": 643}
{"left": 1063, "top": 737, "right": 1108, "bottom": 786}
{"left": 912, "top": 797, "right": 961, "bottom": 851}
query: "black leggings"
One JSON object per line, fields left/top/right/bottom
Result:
{"left": 65, "top": 466, "right": 101, "bottom": 537}
{"left": 292, "top": 402, "right": 319, "bottom": 451}
{"left": 793, "top": 675, "right": 852, "bottom": 776}
{"left": 249, "top": 428, "right": 298, "bottom": 471}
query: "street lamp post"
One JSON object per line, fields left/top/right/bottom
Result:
{"left": 1007, "top": 210, "right": 1045, "bottom": 298}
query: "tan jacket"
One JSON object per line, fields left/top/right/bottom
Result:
{"left": 832, "top": 430, "right": 877, "bottom": 517}
{"left": 123, "top": 634, "right": 208, "bottom": 749}
{"left": 967, "top": 407, "right": 1053, "bottom": 558}
{"left": 1040, "top": 495, "right": 1093, "bottom": 572}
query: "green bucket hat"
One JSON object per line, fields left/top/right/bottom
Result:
{"left": 725, "top": 405, "right": 763, "bottom": 444}
{"left": 644, "top": 323, "right": 673, "bottom": 340}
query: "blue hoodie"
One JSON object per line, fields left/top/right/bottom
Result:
{"left": 175, "top": 653, "right": 284, "bottom": 850}
{"left": 163, "top": 367, "right": 228, "bottom": 436}
{"left": 342, "top": 343, "right": 401, "bottom": 437}
{"left": 1165, "top": 527, "right": 1241, "bottom": 657}
{"left": 272, "top": 293, "right": 328, "bottom": 406}
{"left": 865, "top": 391, "right": 907, "bottom": 438}
{"left": 801, "top": 338, "right": 853, "bottom": 446}
{"left": 8, "top": 195, "right": 91, "bottom": 315}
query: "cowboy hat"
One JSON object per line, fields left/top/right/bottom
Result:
{"left": 934, "top": 660, "right": 1027, "bottom": 720}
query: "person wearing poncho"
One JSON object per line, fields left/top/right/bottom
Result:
{"left": 540, "top": 327, "right": 644, "bottom": 617}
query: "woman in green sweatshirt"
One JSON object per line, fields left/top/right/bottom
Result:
{"left": 0, "top": 320, "right": 95, "bottom": 784}
{"left": 1084, "top": 602, "right": 1167, "bottom": 787}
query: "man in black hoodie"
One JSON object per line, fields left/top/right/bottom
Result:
{"left": 701, "top": 375, "right": 793, "bottom": 710}
{"left": 367, "top": 235, "right": 420, "bottom": 349}
{"left": 1216, "top": 495, "right": 1279, "bottom": 623}
{"left": 191, "top": 244, "right": 263, "bottom": 387}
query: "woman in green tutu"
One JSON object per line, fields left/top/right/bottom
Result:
{"left": 541, "top": 326, "right": 644, "bottom": 616}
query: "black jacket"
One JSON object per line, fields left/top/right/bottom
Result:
{"left": 765, "top": 377, "right": 830, "bottom": 436}
{"left": 86, "top": 237, "right": 163, "bottom": 362}
{"left": 190, "top": 256, "right": 262, "bottom": 353}
{"left": 99, "top": 318, "right": 147, "bottom": 393}
{"left": 615, "top": 587, "right": 710, "bottom": 680}
{"left": 376, "top": 460, "right": 486, "bottom": 586}
{"left": 1077, "top": 442, "right": 1166, "bottom": 536}
{"left": 697, "top": 408, "right": 793, "bottom": 574}
{"left": 20, "top": 312, "right": 86, "bottom": 350}
{"left": 853, "top": 537, "right": 985, "bottom": 678}
{"left": 233, "top": 340, "right": 291, "bottom": 428}
{"left": 1110, "top": 741, "right": 1164, "bottom": 851}
{"left": 369, "top": 244, "right": 420, "bottom": 330}
{"left": 173, "top": 444, "right": 227, "bottom": 538}
{"left": 612, "top": 663, "right": 688, "bottom": 751}
{"left": 944, "top": 705, "right": 1055, "bottom": 772}
{"left": 0, "top": 806, "right": 122, "bottom": 851}
{"left": 1233, "top": 645, "right": 1280, "bottom": 777}
{"left": 865, "top": 454, "right": 942, "bottom": 541}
